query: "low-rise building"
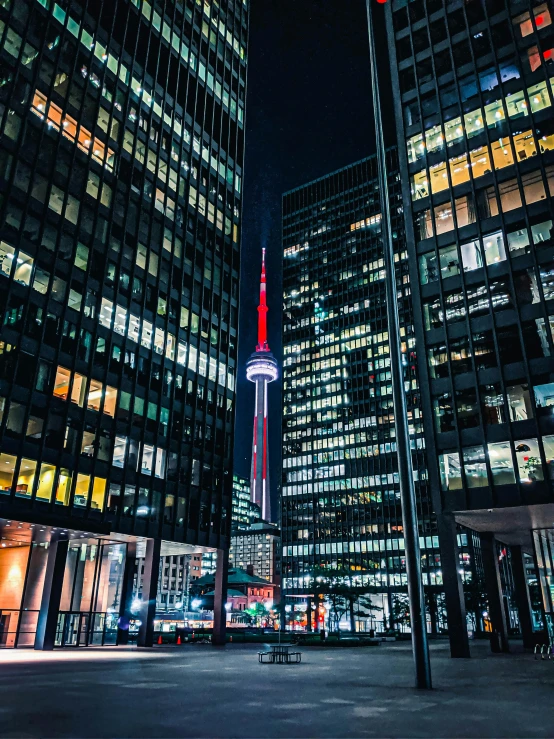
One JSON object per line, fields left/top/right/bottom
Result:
{"left": 193, "top": 567, "right": 278, "bottom": 612}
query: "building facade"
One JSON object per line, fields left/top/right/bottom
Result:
{"left": 192, "top": 566, "right": 277, "bottom": 611}
{"left": 281, "top": 153, "right": 453, "bottom": 632}
{"left": 0, "top": 0, "right": 247, "bottom": 648}
{"left": 139, "top": 551, "right": 202, "bottom": 615}
{"left": 383, "top": 0, "right": 554, "bottom": 651}
{"left": 229, "top": 520, "right": 280, "bottom": 583}
{"left": 231, "top": 471, "right": 259, "bottom": 529}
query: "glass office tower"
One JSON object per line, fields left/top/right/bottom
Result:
{"left": 281, "top": 153, "right": 453, "bottom": 633}
{"left": 232, "top": 472, "right": 259, "bottom": 530}
{"left": 0, "top": 0, "right": 246, "bottom": 648}
{"left": 384, "top": 0, "right": 553, "bottom": 651}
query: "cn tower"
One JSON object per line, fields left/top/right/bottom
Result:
{"left": 246, "top": 249, "right": 278, "bottom": 523}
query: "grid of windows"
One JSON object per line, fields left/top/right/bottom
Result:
{"left": 281, "top": 153, "right": 453, "bottom": 621}
{"left": 0, "top": 0, "right": 247, "bottom": 548}
{"left": 231, "top": 472, "right": 259, "bottom": 529}
{"left": 229, "top": 524, "right": 279, "bottom": 582}
{"left": 387, "top": 0, "right": 554, "bottom": 513}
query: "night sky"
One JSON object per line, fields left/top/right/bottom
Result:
{"left": 234, "top": 0, "right": 388, "bottom": 516}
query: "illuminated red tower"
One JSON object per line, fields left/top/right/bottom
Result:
{"left": 246, "top": 249, "right": 278, "bottom": 523}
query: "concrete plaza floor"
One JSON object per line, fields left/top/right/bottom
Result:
{"left": 0, "top": 640, "right": 552, "bottom": 738}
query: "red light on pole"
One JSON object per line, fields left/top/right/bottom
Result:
{"left": 376, "top": 0, "right": 388, "bottom": 3}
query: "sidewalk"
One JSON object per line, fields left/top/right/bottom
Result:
{"left": 0, "top": 640, "right": 551, "bottom": 738}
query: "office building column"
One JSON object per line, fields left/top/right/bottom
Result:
{"left": 306, "top": 597, "right": 313, "bottom": 632}
{"left": 510, "top": 545, "right": 535, "bottom": 649}
{"left": 137, "top": 538, "right": 161, "bottom": 647}
{"left": 212, "top": 548, "right": 229, "bottom": 645}
{"left": 35, "top": 535, "right": 69, "bottom": 651}
{"left": 117, "top": 541, "right": 137, "bottom": 645}
{"left": 438, "top": 515, "right": 471, "bottom": 657}
{"left": 480, "top": 533, "right": 509, "bottom": 652}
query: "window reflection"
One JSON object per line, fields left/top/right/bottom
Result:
{"left": 515, "top": 439, "right": 544, "bottom": 483}
{"left": 407, "top": 78, "right": 554, "bottom": 163}
{"left": 481, "top": 384, "right": 506, "bottom": 425}
{"left": 507, "top": 227, "right": 531, "bottom": 257}
{"left": 463, "top": 446, "right": 488, "bottom": 488}
{"left": 419, "top": 244, "right": 461, "bottom": 284}
{"left": 488, "top": 442, "right": 515, "bottom": 485}
{"left": 531, "top": 219, "right": 553, "bottom": 244}
{"left": 411, "top": 130, "right": 554, "bottom": 200}
{"left": 456, "top": 387, "right": 480, "bottom": 429}
{"left": 0, "top": 453, "right": 16, "bottom": 493}
{"left": 513, "top": 3, "right": 552, "bottom": 38}
{"left": 506, "top": 384, "right": 533, "bottom": 422}
{"left": 16, "top": 458, "right": 36, "bottom": 497}
{"left": 433, "top": 392, "right": 455, "bottom": 433}
{"left": 482, "top": 231, "right": 506, "bottom": 266}
{"left": 543, "top": 435, "right": 554, "bottom": 480}
{"left": 439, "top": 451, "right": 462, "bottom": 491}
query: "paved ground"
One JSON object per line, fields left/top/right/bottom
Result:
{"left": 0, "top": 640, "right": 552, "bottom": 738}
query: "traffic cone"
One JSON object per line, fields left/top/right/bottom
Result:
{"left": 157, "top": 634, "right": 162, "bottom": 645}
{"left": 177, "top": 634, "right": 182, "bottom": 645}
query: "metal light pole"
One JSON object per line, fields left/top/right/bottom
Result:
{"left": 365, "top": 0, "right": 432, "bottom": 689}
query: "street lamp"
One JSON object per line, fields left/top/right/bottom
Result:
{"left": 364, "top": 0, "right": 432, "bottom": 690}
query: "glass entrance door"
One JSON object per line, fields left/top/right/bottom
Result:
{"left": 79, "top": 614, "right": 90, "bottom": 646}
{"left": 64, "top": 613, "right": 80, "bottom": 646}
{"left": 55, "top": 612, "right": 85, "bottom": 646}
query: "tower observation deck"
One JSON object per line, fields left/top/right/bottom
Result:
{"left": 246, "top": 249, "right": 278, "bottom": 523}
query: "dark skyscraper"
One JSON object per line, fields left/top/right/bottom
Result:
{"left": 0, "top": 0, "right": 247, "bottom": 648}
{"left": 280, "top": 153, "right": 449, "bottom": 632}
{"left": 383, "top": 0, "right": 554, "bottom": 650}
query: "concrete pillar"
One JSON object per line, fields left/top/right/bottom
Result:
{"left": 212, "top": 548, "right": 228, "bottom": 645}
{"left": 306, "top": 596, "right": 313, "bottom": 632}
{"left": 71, "top": 548, "right": 86, "bottom": 612}
{"left": 437, "top": 515, "right": 471, "bottom": 657}
{"left": 16, "top": 543, "right": 48, "bottom": 647}
{"left": 35, "top": 536, "right": 69, "bottom": 650}
{"left": 480, "top": 533, "right": 509, "bottom": 653}
{"left": 510, "top": 545, "right": 535, "bottom": 649}
{"left": 117, "top": 541, "right": 137, "bottom": 645}
{"left": 137, "top": 538, "right": 161, "bottom": 647}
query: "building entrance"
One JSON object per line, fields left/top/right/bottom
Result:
{"left": 54, "top": 611, "right": 118, "bottom": 647}
{"left": 0, "top": 522, "right": 132, "bottom": 648}
{"left": 55, "top": 613, "right": 81, "bottom": 647}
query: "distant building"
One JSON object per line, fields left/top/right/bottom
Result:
{"left": 193, "top": 567, "right": 278, "bottom": 611}
{"left": 281, "top": 153, "right": 442, "bottom": 631}
{"left": 232, "top": 473, "right": 260, "bottom": 530}
{"left": 135, "top": 552, "right": 204, "bottom": 616}
{"left": 229, "top": 522, "right": 280, "bottom": 585}
{"left": 200, "top": 550, "right": 218, "bottom": 577}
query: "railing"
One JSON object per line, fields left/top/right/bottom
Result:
{"left": 0, "top": 609, "right": 118, "bottom": 648}
{"left": 0, "top": 609, "right": 39, "bottom": 648}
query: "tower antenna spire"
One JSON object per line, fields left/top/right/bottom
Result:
{"left": 257, "top": 247, "right": 269, "bottom": 352}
